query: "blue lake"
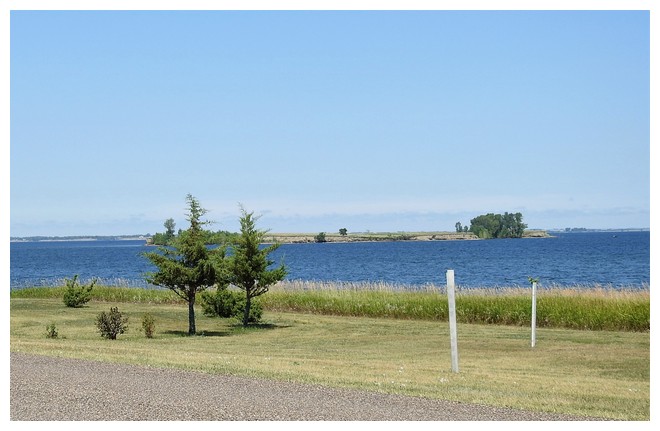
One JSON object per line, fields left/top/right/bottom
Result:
{"left": 9, "top": 231, "right": 650, "bottom": 289}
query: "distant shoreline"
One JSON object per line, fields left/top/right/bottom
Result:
{"left": 10, "top": 236, "right": 149, "bottom": 243}
{"left": 10, "top": 228, "right": 650, "bottom": 243}
{"left": 264, "top": 230, "right": 551, "bottom": 244}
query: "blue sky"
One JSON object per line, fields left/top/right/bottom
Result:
{"left": 7, "top": 6, "right": 652, "bottom": 236}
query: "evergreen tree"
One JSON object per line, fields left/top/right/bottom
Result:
{"left": 143, "top": 194, "right": 224, "bottom": 335}
{"left": 223, "top": 207, "right": 286, "bottom": 327}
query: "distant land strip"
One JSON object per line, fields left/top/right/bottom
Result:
{"left": 264, "top": 230, "right": 550, "bottom": 244}
{"left": 11, "top": 231, "right": 549, "bottom": 243}
{"left": 10, "top": 228, "right": 650, "bottom": 243}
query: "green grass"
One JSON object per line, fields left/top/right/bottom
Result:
{"left": 262, "top": 281, "right": 649, "bottom": 332}
{"left": 11, "top": 285, "right": 182, "bottom": 303}
{"left": 12, "top": 281, "right": 650, "bottom": 331}
{"left": 9, "top": 283, "right": 650, "bottom": 420}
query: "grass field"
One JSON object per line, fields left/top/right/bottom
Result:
{"left": 9, "top": 284, "right": 650, "bottom": 420}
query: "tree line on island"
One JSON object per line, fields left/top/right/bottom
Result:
{"left": 151, "top": 209, "right": 530, "bottom": 248}
{"left": 456, "top": 212, "right": 528, "bottom": 239}
{"left": 316, "top": 212, "right": 528, "bottom": 242}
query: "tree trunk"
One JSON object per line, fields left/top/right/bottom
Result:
{"left": 243, "top": 295, "right": 251, "bottom": 327}
{"left": 188, "top": 295, "right": 196, "bottom": 335}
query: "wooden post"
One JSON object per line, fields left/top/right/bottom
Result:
{"left": 531, "top": 281, "right": 537, "bottom": 348}
{"left": 446, "top": 269, "right": 459, "bottom": 373}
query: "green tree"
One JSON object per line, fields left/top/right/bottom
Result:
{"left": 143, "top": 194, "right": 224, "bottom": 335}
{"left": 96, "top": 307, "right": 129, "bottom": 340}
{"left": 223, "top": 207, "right": 286, "bottom": 327}
{"left": 455, "top": 222, "right": 463, "bottom": 233}
{"left": 164, "top": 218, "right": 176, "bottom": 242}
{"left": 469, "top": 212, "right": 527, "bottom": 239}
{"left": 315, "top": 232, "right": 327, "bottom": 243}
{"left": 339, "top": 228, "right": 348, "bottom": 236}
{"left": 150, "top": 218, "right": 178, "bottom": 246}
{"left": 469, "top": 213, "right": 501, "bottom": 238}
{"left": 62, "top": 275, "right": 96, "bottom": 307}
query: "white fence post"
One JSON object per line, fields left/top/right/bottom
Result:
{"left": 531, "top": 281, "right": 537, "bottom": 348}
{"left": 446, "top": 269, "right": 459, "bottom": 373}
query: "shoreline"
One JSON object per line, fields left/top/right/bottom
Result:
{"left": 265, "top": 230, "right": 551, "bottom": 244}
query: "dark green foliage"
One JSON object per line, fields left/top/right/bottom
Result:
{"left": 222, "top": 208, "right": 286, "bottom": 326}
{"left": 141, "top": 313, "right": 156, "bottom": 338}
{"left": 200, "top": 288, "right": 263, "bottom": 323}
{"left": 45, "top": 323, "right": 58, "bottom": 339}
{"left": 62, "top": 275, "right": 96, "bottom": 307}
{"left": 339, "top": 228, "right": 348, "bottom": 236}
{"left": 205, "top": 230, "right": 240, "bottom": 245}
{"left": 164, "top": 218, "right": 176, "bottom": 239}
{"left": 143, "top": 194, "right": 225, "bottom": 335}
{"left": 96, "top": 307, "right": 128, "bottom": 339}
{"left": 469, "top": 212, "right": 527, "bottom": 239}
{"left": 150, "top": 212, "right": 238, "bottom": 247}
{"left": 314, "top": 232, "right": 327, "bottom": 243}
{"left": 150, "top": 218, "right": 177, "bottom": 246}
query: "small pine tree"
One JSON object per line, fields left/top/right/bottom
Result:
{"left": 63, "top": 275, "right": 96, "bottom": 307}
{"left": 143, "top": 194, "right": 225, "bottom": 335}
{"left": 223, "top": 207, "right": 286, "bottom": 327}
{"left": 200, "top": 288, "right": 263, "bottom": 323}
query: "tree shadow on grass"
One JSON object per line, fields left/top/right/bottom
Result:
{"left": 161, "top": 322, "right": 291, "bottom": 337}
{"left": 228, "top": 322, "right": 292, "bottom": 333}
{"left": 162, "top": 330, "right": 232, "bottom": 337}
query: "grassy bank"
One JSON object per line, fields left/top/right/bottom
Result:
{"left": 263, "top": 281, "right": 649, "bottom": 332}
{"left": 11, "top": 281, "right": 650, "bottom": 332}
{"left": 10, "top": 295, "right": 649, "bottom": 420}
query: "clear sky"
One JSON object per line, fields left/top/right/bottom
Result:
{"left": 6, "top": 4, "right": 652, "bottom": 237}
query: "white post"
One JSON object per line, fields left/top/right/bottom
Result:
{"left": 446, "top": 269, "right": 459, "bottom": 373}
{"left": 531, "top": 281, "right": 537, "bottom": 348}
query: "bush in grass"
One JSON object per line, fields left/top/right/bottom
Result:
{"left": 63, "top": 275, "right": 96, "bottom": 307}
{"left": 200, "top": 288, "right": 262, "bottom": 323}
{"left": 96, "top": 307, "right": 128, "bottom": 339}
{"left": 141, "top": 313, "right": 156, "bottom": 338}
{"left": 45, "top": 323, "right": 58, "bottom": 339}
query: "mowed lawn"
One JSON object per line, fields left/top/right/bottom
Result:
{"left": 10, "top": 297, "right": 650, "bottom": 420}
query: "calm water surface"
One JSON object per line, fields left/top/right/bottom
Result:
{"left": 9, "top": 231, "right": 650, "bottom": 289}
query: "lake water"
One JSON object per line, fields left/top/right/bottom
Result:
{"left": 9, "top": 231, "right": 650, "bottom": 290}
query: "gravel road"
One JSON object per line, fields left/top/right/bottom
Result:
{"left": 10, "top": 352, "right": 598, "bottom": 421}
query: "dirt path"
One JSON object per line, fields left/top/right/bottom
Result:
{"left": 10, "top": 352, "right": 599, "bottom": 421}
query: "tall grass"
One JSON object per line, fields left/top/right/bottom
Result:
{"left": 11, "top": 280, "right": 649, "bottom": 332}
{"left": 11, "top": 285, "right": 182, "bottom": 304}
{"left": 262, "top": 280, "right": 649, "bottom": 332}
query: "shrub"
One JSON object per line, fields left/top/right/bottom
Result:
{"left": 96, "top": 307, "right": 129, "bottom": 339}
{"left": 314, "top": 232, "right": 327, "bottom": 243}
{"left": 45, "top": 323, "right": 58, "bottom": 339}
{"left": 200, "top": 288, "right": 262, "bottom": 323}
{"left": 141, "top": 313, "right": 156, "bottom": 338}
{"left": 63, "top": 275, "right": 96, "bottom": 307}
